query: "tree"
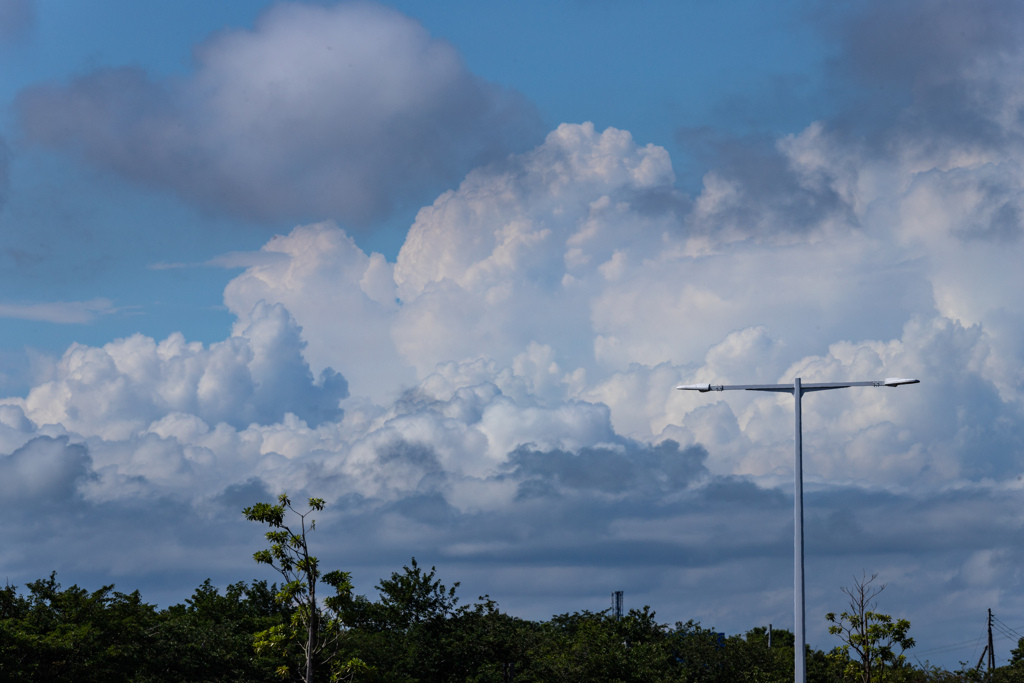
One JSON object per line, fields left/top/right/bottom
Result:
{"left": 989, "top": 639, "right": 1024, "bottom": 682}
{"left": 374, "top": 558, "right": 462, "bottom": 631}
{"left": 243, "top": 493, "right": 363, "bottom": 683}
{"left": 141, "top": 579, "right": 289, "bottom": 682}
{"left": 535, "top": 607, "right": 676, "bottom": 683}
{"left": 0, "top": 572, "right": 157, "bottom": 682}
{"left": 826, "top": 573, "right": 915, "bottom": 683}
{"left": 342, "top": 559, "right": 467, "bottom": 683}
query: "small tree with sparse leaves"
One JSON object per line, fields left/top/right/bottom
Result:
{"left": 826, "top": 573, "right": 915, "bottom": 683}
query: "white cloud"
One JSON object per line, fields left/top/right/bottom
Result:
{"left": 223, "top": 222, "right": 410, "bottom": 403}
{"left": 0, "top": 298, "right": 116, "bottom": 323}
{"left": 8, "top": 6, "right": 1024, "bottom": 655}
{"left": 150, "top": 250, "right": 290, "bottom": 270}
{"left": 16, "top": 2, "right": 540, "bottom": 225}
{"left": 10, "top": 300, "right": 346, "bottom": 439}
{"left": 390, "top": 123, "right": 683, "bottom": 377}
{"left": 18, "top": 113, "right": 1015, "bottom": 504}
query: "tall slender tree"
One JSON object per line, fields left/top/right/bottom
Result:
{"left": 243, "top": 493, "right": 358, "bottom": 683}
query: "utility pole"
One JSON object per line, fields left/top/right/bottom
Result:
{"left": 611, "top": 591, "right": 624, "bottom": 620}
{"left": 989, "top": 608, "right": 995, "bottom": 676}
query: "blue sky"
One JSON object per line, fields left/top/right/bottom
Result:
{"left": 0, "top": 0, "right": 834, "bottom": 371}
{"left": 2, "top": 0, "right": 1024, "bottom": 669}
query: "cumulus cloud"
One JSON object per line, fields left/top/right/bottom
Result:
{"left": 391, "top": 122, "right": 686, "bottom": 376}
{"left": 15, "top": 2, "right": 540, "bottom": 225}
{"left": 10, "top": 301, "right": 346, "bottom": 438}
{"left": 7, "top": 0, "right": 1024, "bottom": 659}
{"left": 223, "top": 222, "right": 410, "bottom": 403}
{"left": 221, "top": 123, "right": 687, "bottom": 399}
{"left": 5, "top": 110, "right": 1022, "bottom": 649}
{"left": 198, "top": 109, "right": 1024, "bottom": 499}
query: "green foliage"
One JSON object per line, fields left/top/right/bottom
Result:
{"left": 448, "top": 596, "right": 541, "bottom": 683}
{"left": 0, "top": 571, "right": 157, "bottom": 683}
{"left": 535, "top": 607, "right": 676, "bottom": 683}
{"left": 0, "top": 574, "right": 296, "bottom": 683}
{"left": 141, "top": 579, "right": 290, "bottom": 682}
{"left": 993, "top": 664, "right": 1024, "bottom": 683}
{"left": 6, "top": 558, "right": 1021, "bottom": 683}
{"left": 340, "top": 558, "right": 473, "bottom": 683}
{"left": 666, "top": 620, "right": 813, "bottom": 683}
{"left": 374, "top": 557, "right": 462, "bottom": 630}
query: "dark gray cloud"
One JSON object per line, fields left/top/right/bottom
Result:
{"left": 806, "top": 485, "right": 1012, "bottom": 557}
{"left": 216, "top": 477, "right": 274, "bottom": 512}
{"left": 0, "top": 427, "right": 1019, "bottom": 668}
{"left": 678, "top": 127, "right": 854, "bottom": 237}
{"left": 297, "top": 464, "right": 1024, "bottom": 658}
{"left": 831, "top": 0, "right": 1019, "bottom": 92}
{"left": 0, "top": 435, "right": 91, "bottom": 503}
{"left": 818, "top": 0, "right": 1024, "bottom": 147}
{"left": 374, "top": 439, "right": 447, "bottom": 495}
{"left": 507, "top": 439, "right": 709, "bottom": 497}
{"left": 0, "top": 489, "right": 267, "bottom": 608}
{"left": 15, "top": 2, "right": 541, "bottom": 227}
{"left": 909, "top": 164, "right": 1024, "bottom": 244}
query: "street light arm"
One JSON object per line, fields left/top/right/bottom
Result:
{"left": 677, "top": 383, "right": 792, "bottom": 392}
{"left": 677, "top": 379, "right": 920, "bottom": 392}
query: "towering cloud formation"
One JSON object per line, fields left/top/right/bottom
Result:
{"left": 3, "top": 112, "right": 1017, "bottom": 523}
{"left": 3, "top": 110, "right": 1023, "bottom": 652}
{"left": 5, "top": 0, "right": 1024, "bottom": 660}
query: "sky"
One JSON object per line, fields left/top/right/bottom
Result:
{"left": 1, "top": 0, "right": 1023, "bottom": 668}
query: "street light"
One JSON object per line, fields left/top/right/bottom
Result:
{"left": 677, "top": 376, "right": 919, "bottom": 683}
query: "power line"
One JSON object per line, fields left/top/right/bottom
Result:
{"left": 992, "top": 623, "right": 1017, "bottom": 641}
{"left": 915, "top": 636, "right": 987, "bottom": 657}
{"left": 991, "top": 626, "right": 1015, "bottom": 643}
{"left": 913, "top": 633, "right": 987, "bottom": 674}
{"left": 992, "top": 616, "right": 1024, "bottom": 640}
{"left": 990, "top": 620, "right": 1021, "bottom": 643}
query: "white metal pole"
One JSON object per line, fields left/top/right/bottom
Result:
{"left": 794, "top": 378, "right": 806, "bottom": 683}
{"left": 675, "top": 376, "right": 917, "bottom": 683}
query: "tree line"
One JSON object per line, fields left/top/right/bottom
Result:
{"left": 0, "top": 494, "right": 1021, "bottom": 682}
